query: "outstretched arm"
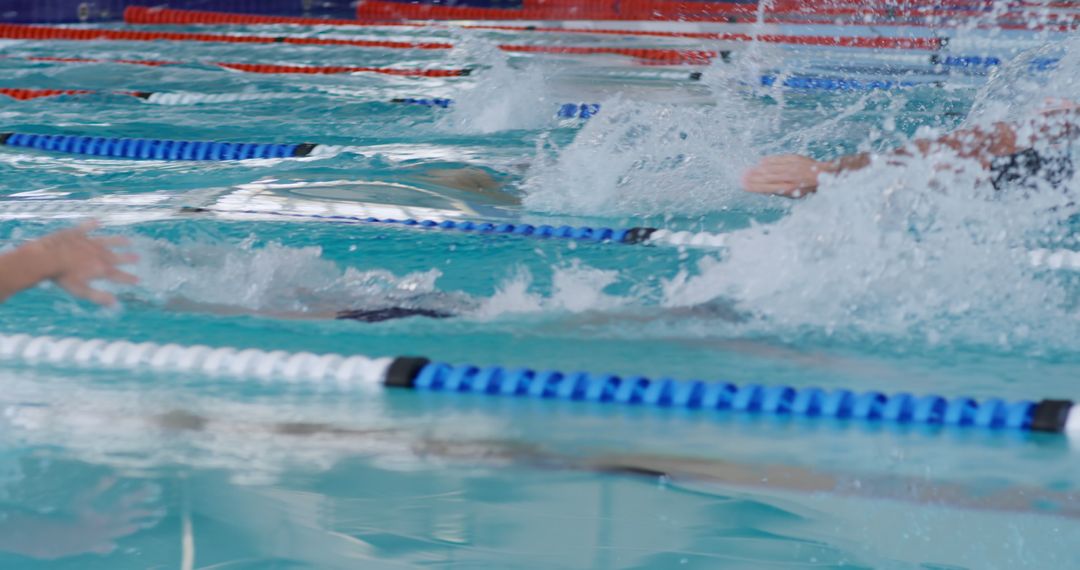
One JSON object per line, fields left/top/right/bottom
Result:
{"left": 743, "top": 104, "right": 1077, "bottom": 198}
{"left": 0, "top": 221, "right": 138, "bottom": 306}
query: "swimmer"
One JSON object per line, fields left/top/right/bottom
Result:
{"left": 156, "top": 295, "right": 461, "bottom": 323}
{"left": 0, "top": 221, "right": 137, "bottom": 306}
{"left": 742, "top": 100, "right": 1078, "bottom": 197}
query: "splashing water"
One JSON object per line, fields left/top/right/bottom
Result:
{"left": 521, "top": 96, "right": 770, "bottom": 216}
{"left": 518, "top": 44, "right": 820, "bottom": 217}
{"left": 127, "top": 237, "right": 465, "bottom": 316}
{"left": 439, "top": 35, "right": 559, "bottom": 135}
{"left": 476, "top": 261, "right": 629, "bottom": 319}
{"left": 662, "top": 152, "right": 1080, "bottom": 351}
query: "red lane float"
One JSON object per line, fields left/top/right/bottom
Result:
{"left": 354, "top": 0, "right": 1080, "bottom": 23}
{"left": 125, "top": 6, "right": 945, "bottom": 49}
{"left": 500, "top": 45, "right": 718, "bottom": 64}
{"left": 0, "top": 88, "right": 95, "bottom": 100}
{"left": 0, "top": 23, "right": 452, "bottom": 50}
{"left": 216, "top": 62, "right": 470, "bottom": 76}
{"left": 0, "top": 23, "right": 722, "bottom": 64}
{"left": 15, "top": 55, "right": 469, "bottom": 76}
{"left": 123, "top": 6, "right": 396, "bottom": 27}
{"left": 353, "top": 0, "right": 1079, "bottom": 30}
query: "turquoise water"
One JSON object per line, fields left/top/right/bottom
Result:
{"left": 0, "top": 21, "right": 1078, "bottom": 568}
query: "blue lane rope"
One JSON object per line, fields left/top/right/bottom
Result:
{"left": 183, "top": 206, "right": 660, "bottom": 245}
{"left": 0, "top": 132, "right": 312, "bottom": 160}
{"left": 390, "top": 98, "right": 601, "bottom": 119}
{"left": 760, "top": 75, "right": 936, "bottom": 91}
{"left": 0, "top": 332, "right": 1073, "bottom": 436}
{"left": 383, "top": 357, "right": 1077, "bottom": 434}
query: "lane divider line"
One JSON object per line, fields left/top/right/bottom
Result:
{"left": 0, "top": 198, "right": 691, "bottom": 248}
{"left": 124, "top": 6, "right": 949, "bottom": 49}
{"left": 0, "top": 23, "right": 720, "bottom": 63}
{"left": 0, "top": 89, "right": 601, "bottom": 114}
{"left": 9, "top": 55, "right": 470, "bottom": 76}
{"left": 0, "top": 132, "right": 311, "bottom": 161}
{"left": 0, "top": 23, "right": 452, "bottom": 50}
{"left": 0, "top": 332, "right": 1074, "bottom": 435}
{"left": 179, "top": 205, "right": 661, "bottom": 245}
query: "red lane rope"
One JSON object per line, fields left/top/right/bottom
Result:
{"left": 123, "top": 6, "right": 400, "bottom": 27}
{"left": 0, "top": 23, "right": 452, "bottom": 50}
{"left": 216, "top": 62, "right": 469, "bottom": 76}
{"left": 0, "top": 23, "right": 721, "bottom": 63}
{"left": 500, "top": 45, "right": 718, "bottom": 63}
{"left": 13, "top": 55, "right": 470, "bottom": 77}
{"left": 125, "top": 6, "right": 945, "bottom": 49}
{"left": 0, "top": 88, "right": 95, "bottom": 100}
{"left": 354, "top": 0, "right": 1080, "bottom": 24}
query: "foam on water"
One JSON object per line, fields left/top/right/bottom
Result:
{"left": 662, "top": 152, "right": 1080, "bottom": 351}
{"left": 519, "top": 43, "right": 798, "bottom": 216}
{"left": 127, "top": 237, "right": 465, "bottom": 316}
{"left": 475, "top": 261, "right": 629, "bottom": 318}
{"left": 507, "top": 33, "right": 1080, "bottom": 352}
{"left": 438, "top": 35, "right": 559, "bottom": 135}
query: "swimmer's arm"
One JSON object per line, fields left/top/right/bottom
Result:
{"left": 0, "top": 242, "right": 58, "bottom": 303}
{"left": 742, "top": 122, "right": 1022, "bottom": 198}
{"left": 0, "top": 222, "right": 137, "bottom": 306}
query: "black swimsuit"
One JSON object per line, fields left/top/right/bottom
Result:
{"left": 989, "top": 148, "right": 1075, "bottom": 192}
{"left": 335, "top": 307, "right": 455, "bottom": 322}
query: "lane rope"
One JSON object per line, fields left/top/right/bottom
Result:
{"left": 0, "top": 89, "right": 601, "bottom": 114}
{"left": 0, "top": 198, "right": 1060, "bottom": 263}
{"left": 123, "top": 6, "right": 951, "bottom": 49}
{"left": 0, "top": 197, "right": 674, "bottom": 247}
{"left": 0, "top": 332, "right": 1075, "bottom": 435}
{"left": 0, "top": 23, "right": 722, "bottom": 64}
{"left": 0, "top": 132, "right": 310, "bottom": 161}
{"left": 9, "top": 55, "right": 469, "bottom": 76}
{"left": 0, "top": 23, "right": 452, "bottom": 50}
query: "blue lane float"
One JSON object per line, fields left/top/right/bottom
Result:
{"left": 1, "top": 332, "right": 1075, "bottom": 436}
{"left": 390, "top": 98, "right": 602, "bottom": 119}
{"left": 759, "top": 75, "right": 936, "bottom": 91}
{"left": 388, "top": 357, "right": 1077, "bottom": 435}
{"left": 181, "top": 206, "right": 662, "bottom": 245}
{"left": 0, "top": 132, "right": 314, "bottom": 160}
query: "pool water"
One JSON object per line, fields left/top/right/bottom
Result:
{"left": 0, "top": 15, "right": 1078, "bottom": 569}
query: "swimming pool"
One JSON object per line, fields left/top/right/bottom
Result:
{"left": 0, "top": 5, "right": 1078, "bottom": 568}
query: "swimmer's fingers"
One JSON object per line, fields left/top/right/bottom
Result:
{"left": 93, "top": 235, "right": 131, "bottom": 249}
{"left": 742, "top": 170, "right": 807, "bottom": 195}
{"left": 73, "top": 476, "right": 118, "bottom": 511}
{"left": 58, "top": 278, "right": 117, "bottom": 307}
{"left": 106, "top": 267, "right": 139, "bottom": 286}
{"left": 1040, "top": 97, "right": 1080, "bottom": 115}
{"left": 114, "top": 483, "right": 161, "bottom": 510}
{"left": 742, "top": 155, "right": 821, "bottom": 197}
{"left": 98, "top": 247, "right": 138, "bottom": 268}
{"left": 114, "top": 252, "right": 139, "bottom": 265}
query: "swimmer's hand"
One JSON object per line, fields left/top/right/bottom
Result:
{"left": 0, "top": 477, "right": 162, "bottom": 560}
{"left": 0, "top": 221, "right": 138, "bottom": 306}
{"left": 1039, "top": 97, "right": 1080, "bottom": 116}
{"left": 741, "top": 154, "right": 828, "bottom": 198}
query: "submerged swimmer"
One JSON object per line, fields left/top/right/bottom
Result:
{"left": 742, "top": 100, "right": 1078, "bottom": 197}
